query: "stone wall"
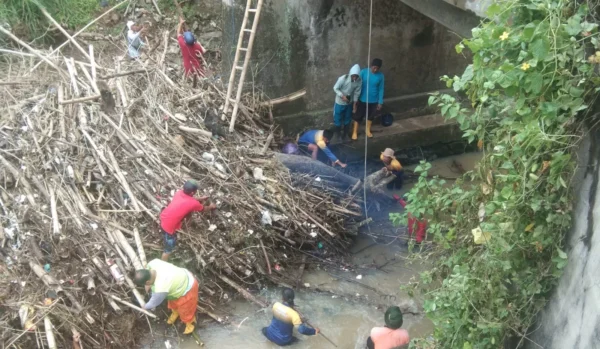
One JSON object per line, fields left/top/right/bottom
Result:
{"left": 222, "top": 0, "right": 469, "bottom": 133}
{"left": 526, "top": 129, "right": 600, "bottom": 349}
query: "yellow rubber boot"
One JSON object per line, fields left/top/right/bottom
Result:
{"left": 366, "top": 120, "right": 373, "bottom": 138}
{"left": 351, "top": 121, "right": 359, "bottom": 140}
{"left": 167, "top": 310, "right": 179, "bottom": 325}
{"left": 183, "top": 322, "right": 195, "bottom": 334}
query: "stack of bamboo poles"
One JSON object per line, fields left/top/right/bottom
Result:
{"left": 0, "top": 6, "right": 363, "bottom": 348}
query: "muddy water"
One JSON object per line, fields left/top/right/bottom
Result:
{"left": 139, "top": 152, "right": 481, "bottom": 349}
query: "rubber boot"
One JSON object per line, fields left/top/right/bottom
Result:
{"left": 366, "top": 120, "right": 373, "bottom": 138}
{"left": 183, "top": 321, "right": 195, "bottom": 334}
{"left": 167, "top": 310, "right": 179, "bottom": 325}
{"left": 351, "top": 121, "right": 359, "bottom": 140}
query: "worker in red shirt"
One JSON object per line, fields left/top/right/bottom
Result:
{"left": 160, "top": 180, "right": 216, "bottom": 261}
{"left": 177, "top": 17, "right": 205, "bottom": 87}
{"left": 394, "top": 194, "right": 426, "bottom": 244}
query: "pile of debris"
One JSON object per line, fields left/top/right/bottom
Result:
{"left": 0, "top": 20, "right": 364, "bottom": 349}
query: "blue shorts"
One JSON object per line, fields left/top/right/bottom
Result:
{"left": 333, "top": 103, "right": 353, "bottom": 126}
{"left": 163, "top": 230, "right": 177, "bottom": 253}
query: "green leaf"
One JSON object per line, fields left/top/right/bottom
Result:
{"left": 456, "top": 43, "right": 465, "bottom": 54}
{"left": 461, "top": 65, "right": 474, "bottom": 82}
{"left": 522, "top": 23, "right": 536, "bottom": 42}
{"left": 570, "top": 86, "right": 584, "bottom": 98}
{"left": 485, "top": 3, "right": 502, "bottom": 17}
{"left": 557, "top": 248, "right": 567, "bottom": 259}
{"left": 566, "top": 16, "right": 583, "bottom": 36}
{"left": 531, "top": 39, "right": 550, "bottom": 60}
{"left": 528, "top": 72, "right": 543, "bottom": 94}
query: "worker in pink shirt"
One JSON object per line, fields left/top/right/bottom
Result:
{"left": 367, "top": 306, "right": 410, "bottom": 349}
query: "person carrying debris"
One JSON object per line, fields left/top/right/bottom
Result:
{"left": 160, "top": 180, "right": 216, "bottom": 261}
{"left": 177, "top": 17, "right": 205, "bottom": 87}
{"left": 380, "top": 148, "right": 404, "bottom": 190}
{"left": 126, "top": 20, "right": 146, "bottom": 59}
{"left": 366, "top": 306, "right": 410, "bottom": 349}
{"left": 298, "top": 129, "right": 347, "bottom": 168}
{"left": 332, "top": 64, "right": 362, "bottom": 141}
{"left": 134, "top": 259, "right": 199, "bottom": 334}
{"left": 262, "top": 288, "right": 319, "bottom": 346}
{"left": 353, "top": 58, "right": 385, "bottom": 140}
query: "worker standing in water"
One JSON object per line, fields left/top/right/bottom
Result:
{"left": 332, "top": 64, "right": 362, "bottom": 141}
{"left": 134, "top": 259, "right": 199, "bottom": 334}
{"left": 396, "top": 194, "right": 427, "bottom": 244}
{"left": 177, "top": 17, "right": 205, "bottom": 87}
{"left": 380, "top": 148, "right": 404, "bottom": 190}
{"left": 262, "top": 288, "right": 320, "bottom": 346}
{"left": 159, "top": 180, "right": 216, "bottom": 261}
{"left": 298, "top": 129, "right": 347, "bottom": 168}
{"left": 367, "top": 306, "right": 410, "bottom": 349}
{"left": 353, "top": 58, "right": 385, "bottom": 140}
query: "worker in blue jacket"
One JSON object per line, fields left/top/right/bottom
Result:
{"left": 262, "top": 288, "right": 319, "bottom": 346}
{"left": 298, "top": 129, "right": 347, "bottom": 168}
{"left": 352, "top": 58, "right": 385, "bottom": 140}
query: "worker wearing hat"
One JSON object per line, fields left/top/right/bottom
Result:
{"left": 353, "top": 58, "right": 385, "bottom": 140}
{"left": 367, "top": 306, "right": 410, "bottom": 349}
{"left": 159, "top": 180, "right": 216, "bottom": 261}
{"left": 177, "top": 17, "right": 205, "bottom": 87}
{"left": 126, "top": 20, "right": 146, "bottom": 59}
{"left": 380, "top": 148, "right": 404, "bottom": 190}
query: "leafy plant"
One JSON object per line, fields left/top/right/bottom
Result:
{"left": 393, "top": 1, "right": 600, "bottom": 348}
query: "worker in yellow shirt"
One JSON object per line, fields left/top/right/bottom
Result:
{"left": 134, "top": 259, "right": 199, "bottom": 334}
{"left": 380, "top": 148, "right": 404, "bottom": 190}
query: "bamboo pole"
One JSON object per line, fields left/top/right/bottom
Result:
{"left": 105, "top": 293, "right": 157, "bottom": 318}
{"left": 44, "top": 317, "right": 57, "bottom": 349}
{"left": 38, "top": 7, "right": 93, "bottom": 64}
{"left": 133, "top": 228, "right": 147, "bottom": 267}
{"left": 0, "top": 26, "right": 64, "bottom": 76}
{"left": 113, "top": 229, "right": 143, "bottom": 270}
{"left": 28, "top": 1, "right": 127, "bottom": 74}
{"left": 115, "top": 259, "right": 146, "bottom": 308}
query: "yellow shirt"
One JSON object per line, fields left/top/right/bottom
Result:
{"left": 380, "top": 154, "right": 402, "bottom": 171}
{"left": 147, "top": 259, "right": 190, "bottom": 300}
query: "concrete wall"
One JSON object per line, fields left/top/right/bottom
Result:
{"left": 526, "top": 129, "right": 600, "bottom": 349}
{"left": 442, "top": 0, "right": 493, "bottom": 17}
{"left": 222, "top": 0, "right": 469, "bottom": 134}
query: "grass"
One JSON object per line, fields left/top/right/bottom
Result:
{"left": 0, "top": 0, "right": 99, "bottom": 40}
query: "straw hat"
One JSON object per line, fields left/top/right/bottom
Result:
{"left": 382, "top": 148, "right": 395, "bottom": 158}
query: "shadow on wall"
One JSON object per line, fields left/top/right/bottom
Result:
{"left": 222, "top": 0, "right": 469, "bottom": 126}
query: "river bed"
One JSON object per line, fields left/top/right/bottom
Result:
{"left": 139, "top": 152, "right": 481, "bottom": 349}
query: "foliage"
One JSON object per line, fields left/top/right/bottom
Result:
{"left": 0, "top": 0, "right": 98, "bottom": 40}
{"left": 391, "top": 1, "right": 600, "bottom": 348}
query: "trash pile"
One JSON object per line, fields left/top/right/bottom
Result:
{"left": 0, "top": 29, "right": 364, "bottom": 349}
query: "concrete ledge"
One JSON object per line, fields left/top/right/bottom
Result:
{"left": 399, "top": 0, "right": 482, "bottom": 37}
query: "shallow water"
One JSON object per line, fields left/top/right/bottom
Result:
{"left": 139, "top": 152, "right": 481, "bottom": 349}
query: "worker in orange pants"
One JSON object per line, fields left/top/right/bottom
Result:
{"left": 134, "top": 259, "right": 199, "bottom": 334}
{"left": 395, "top": 195, "right": 427, "bottom": 243}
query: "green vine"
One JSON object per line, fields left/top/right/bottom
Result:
{"left": 391, "top": 1, "right": 600, "bottom": 348}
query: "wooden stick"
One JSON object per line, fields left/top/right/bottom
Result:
{"left": 133, "top": 228, "right": 147, "bottom": 267}
{"left": 115, "top": 259, "right": 146, "bottom": 308}
{"left": 260, "top": 88, "right": 306, "bottom": 106}
{"left": 104, "top": 293, "right": 157, "bottom": 318}
{"left": 260, "top": 133, "right": 274, "bottom": 155}
{"left": 39, "top": 7, "right": 93, "bottom": 64}
{"left": 28, "top": 1, "right": 127, "bottom": 74}
{"left": 44, "top": 316, "right": 57, "bottom": 349}
{"left": 113, "top": 229, "right": 143, "bottom": 270}
{"left": 100, "top": 69, "right": 150, "bottom": 80}
{"left": 178, "top": 125, "right": 212, "bottom": 138}
{"left": 59, "top": 94, "right": 101, "bottom": 105}
{"left": 49, "top": 186, "right": 60, "bottom": 235}
{"left": 0, "top": 26, "right": 64, "bottom": 76}
{"left": 89, "top": 45, "right": 99, "bottom": 93}
{"left": 106, "top": 148, "right": 141, "bottom": 211}
{"left": 297, "top": 207, "right": 337, "bottom": 237}
{"left": 259, "top": 239, "right": 271, "bottom": 274}
{"left": 216, "top": 274, "right": 267, "bottom": 308}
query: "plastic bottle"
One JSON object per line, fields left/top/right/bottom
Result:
{"left": 106, "top": 259, "right": 124, "bottom": 284}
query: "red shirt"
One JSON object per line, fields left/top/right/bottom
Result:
{"left": 177, "top": 35, "right": 204, "bottom": 76}
{"left": 160, "top": 190, "right": 204, "bottom": 234}
{"left": 399, "top": 199, "right": 427, "bottom": 243}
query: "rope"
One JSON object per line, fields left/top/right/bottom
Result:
{"left": 362, "top": 0, "right": 374, "bottom": 227}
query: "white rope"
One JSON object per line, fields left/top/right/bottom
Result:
{"left": 362, "top": 0, "right": 374, "bottom": 225}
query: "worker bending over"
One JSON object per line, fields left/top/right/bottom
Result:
{"left": 177, "top": 17, "right": 205, "bottom": 87}
{"left": 353, "top": 58, "right": 385, "bottom": 140}
{"left": 298, "top": 129, "right": 347, "bottom": 168}
{"left": 262, "top": 288, "right": 319, "bottom": 346}
{"left": 367, "top": 306, "right": 410, "bottom": 349}
{"left": 134, "top": 259, "right": 199, "bottom": 334}
{"left": 332, "top": 64, "right": 362, "bottom": 141}
{"left": 160, "top": 180, "right": 216, "bottom": 261}
{"left": 380, "top": 148, "right": 404, "bottom": 190}
{"left": 126, "top": 20, "right": 146, "bottom": 59}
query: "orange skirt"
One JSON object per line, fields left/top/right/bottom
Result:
{"left": 168, "top": 279, "right": 198, "bottom": 324}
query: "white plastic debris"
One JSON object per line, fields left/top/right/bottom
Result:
{"left": 272, "top": 214, "right": 287, "bottom": 222}
{"left": 261, "top": 211, "right": 272, "bottom": 226}
{"left": 247, "top": 229, "right": 254, "bottom": 235}
{"left": 315, "top": 177, "right": 322, "bottom": 182}
{"left": 202, "top": 152, "right": 215, "bottom": 163}
{"left": 356, "top": 275, "right": 363, "bottom": 280}
{"left": 310, "top": 231, "right": 318, "bottom": 238}
{"left": 208, "top": 224, "right": 217, "bottom": 232}
{"left": 224, "top": 212, "right": 233, "bottom": 218}
{"left": 89, "top": 223, "right": 98, "bottom": 231}
{"left": 478, "top": 202, "right": 486, "bottom": 222}
{"left": 164, "top": 340, "right": 172, "bottom": 349}
{"left": 214, "top": 162, "right": 226, "bottom": 173}
{"left": 253, "top": 167, "right": 265, "bottom": 181}
{"left": 67, "top": 165, "right": 74, "bottom": 179}
{"left": 304, "top": 283, "right": 310, "bottom": 288}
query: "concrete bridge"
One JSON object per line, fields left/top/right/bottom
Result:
{"left": 222, "top": 0, "right": 490, "bottom": 158}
